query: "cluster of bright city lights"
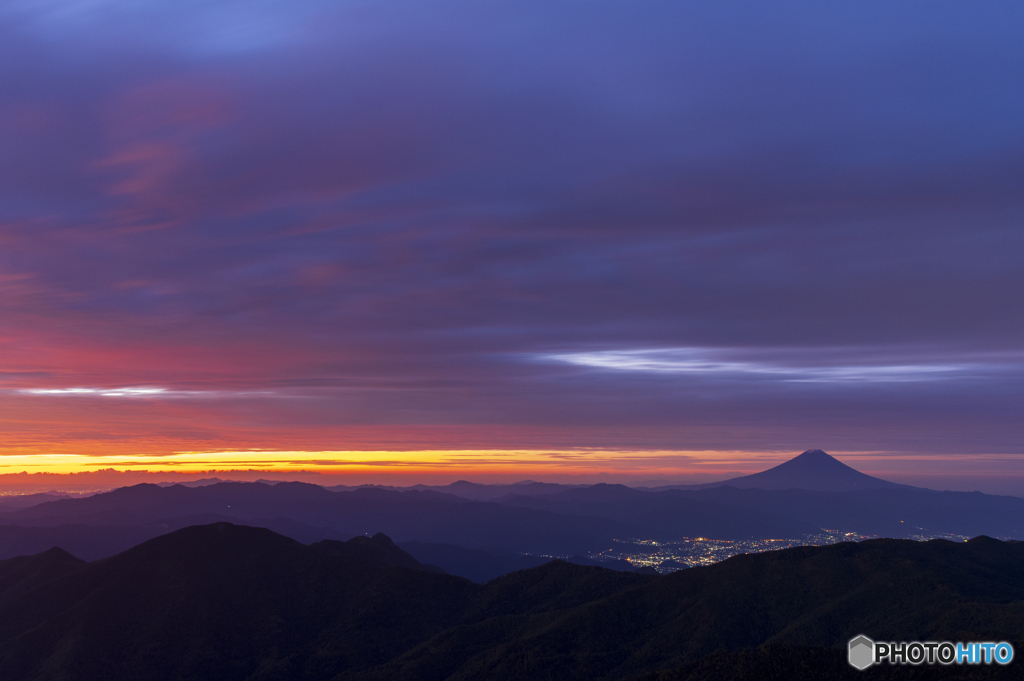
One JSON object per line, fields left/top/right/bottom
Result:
{"left": 576, "top": 529, "right": 975, "bottom": 573}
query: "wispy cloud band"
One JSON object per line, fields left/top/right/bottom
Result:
{"left": 17, "top": 387, "right": 279, "bottom": 399}
{"left": 546, "top": 349, "right": 1015, "bottom": 383}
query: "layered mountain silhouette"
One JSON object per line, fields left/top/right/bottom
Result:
{"left": 1, "top": 450, "right": 1022, "bottom": 572}
{"left": 0, "top": 482, "right": 629, "bottom": 554}
{"left": 333, "top": 450, "right": 901, "bottom": 497}
{"left": 1, "top": 523, "right": 1022, "bottom": 680}
{"left": 328, "top": 479, "right": 590, "bottom": 501}
{"left": 0, "top": 493, "right": 68, "bottom": 511}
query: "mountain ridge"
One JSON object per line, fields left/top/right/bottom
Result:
{"left": 1, "top": 523, "right": 1022, "bottom": 680}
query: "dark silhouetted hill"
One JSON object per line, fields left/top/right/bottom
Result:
{"left": 371, "top": 536, "right": 1024, "bottom": 681}
{"left": 2, "top": 522, "right": 1024, "bottom": 675}
{"left": 314, "top": 532, "right": 446, "bottom": 573}
{"left": 0, "top": 547, "right": 84, "bottom": 606}
{"left": 0, "top": 524, "right": 474, "bottom": 681}
{"left": 0, "top": 515, "right": 349, "bottom": 561}
{"left": 398, "top": 541, "right": 553, "bottom": 582}
{"left": 0, "top": 482, "right": 629, "bottom": 555}
{"left": 0, "top": 524, "right": 1022, "bottom": 680}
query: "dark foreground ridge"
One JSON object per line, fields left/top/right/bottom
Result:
{"left": 1, "top": 523, "right": 1022, "bottom": 680}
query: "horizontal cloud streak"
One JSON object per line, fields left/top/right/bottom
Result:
{"left": 17, "top": 387, "right": 281, "bottom": 399}
{"left": 546, "top": 349, "right": 1016, "bottom": 383}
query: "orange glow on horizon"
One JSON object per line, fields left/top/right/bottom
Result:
{"left": 0, "top": 448, "right": 763, "bottom": 477}
{"left": 2, "top": 448, "right": 1023, "bottom": 496}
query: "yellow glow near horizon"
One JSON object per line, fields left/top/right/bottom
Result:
{"left": 2, "top": 449, "right": 1023, "bottom": 497}
{"left": 0, "top": 448, "right": 773, "bottom": 476}
{"left": 5, "top": 449, "right": 1017, "bottom": 481}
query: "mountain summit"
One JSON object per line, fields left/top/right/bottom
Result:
{"left": 712, "top": 449, "right": 904, "bottom": 492}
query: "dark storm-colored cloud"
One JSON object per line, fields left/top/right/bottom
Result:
{"left": 1, "top": 0, "right": 1022, "bottom": 454}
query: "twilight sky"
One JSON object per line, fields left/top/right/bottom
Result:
{"left": 1, "top": 1, "right": 1023, "bottom": 491}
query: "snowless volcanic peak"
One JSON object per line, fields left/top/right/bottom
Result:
{"left": 718, "top": 449, "right": 903, "bottom": 492}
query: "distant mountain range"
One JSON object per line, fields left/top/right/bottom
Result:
{"left": 1, "top": 523, "right": 1021, "bottom": 680}
{"left": 326, "top": 479, "right": 592, "bottom": 502}
{"left": 0, "top": 493, "right": 69, "bottom": 511}
{"left": 327, "top": 450, "right": 907, "bottom": 497}
{"left": 0, "top": 450, "right": 1022, "bottom": 574}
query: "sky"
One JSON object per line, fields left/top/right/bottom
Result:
{"left": 1, "top": 1, "right": 1023, "bottom": 493}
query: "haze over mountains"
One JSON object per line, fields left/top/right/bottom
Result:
{"left": 1, "top": 523, "right": 1022, "bottom": 681}
{"left": 0, "top": 451, "right": 1022, "bottom": 578}
{"left": 321, "top": 450, "right": 903, "bottom": 497}
{"left": 0, "top": 494, "right": 70, "bottom": 512}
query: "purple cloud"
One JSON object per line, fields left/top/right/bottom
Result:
{"left": 0, "top": 0, "right": 1021, "bottom": 461}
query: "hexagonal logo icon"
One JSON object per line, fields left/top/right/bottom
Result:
{"left": 848, "top": 635, "right": 874, "bottom": 670}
